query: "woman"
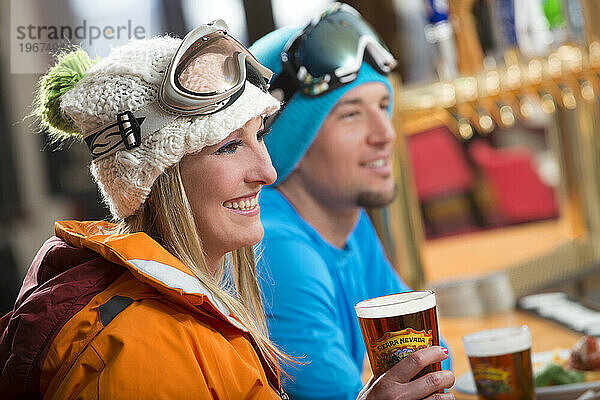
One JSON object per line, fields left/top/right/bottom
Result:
{"left": 0, "top": 22, "right": 454, "bottom": 399}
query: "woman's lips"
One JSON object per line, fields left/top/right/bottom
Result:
{"left": 223, "top": 192, "right": 260, "bottom": 213}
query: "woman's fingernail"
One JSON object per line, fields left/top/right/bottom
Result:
{"left": 442, "top": 347, "right": 449, "bottom": 355}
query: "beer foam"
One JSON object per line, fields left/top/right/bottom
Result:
{"left": 355, "top": 291, "right": 436, "bottom": 319}
{"left": 463, "top": 326, "right": 531, "bottom": 357}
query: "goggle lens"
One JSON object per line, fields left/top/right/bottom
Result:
{"left": 279, "top": 3, "right": 397, "bottom": 97}
{"left": 160, "top": 20, "right": 273, "bottom": 116}
{"left": 175, "top": 33, "right": 247, "bottom": 95}
{"left": 297, "top": 10, "right": 374, "bottom": 77}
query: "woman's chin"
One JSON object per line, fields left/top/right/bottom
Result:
{"left": 228, "top": 228, "right": 265, "bottom": 251}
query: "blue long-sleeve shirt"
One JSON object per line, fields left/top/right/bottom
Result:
{"left": 257, "top": 187, "right": 451, "bottom": 400}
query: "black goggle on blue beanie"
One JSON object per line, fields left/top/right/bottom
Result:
{"left": 249, "top": 26, "right": 394, "bottom": 186}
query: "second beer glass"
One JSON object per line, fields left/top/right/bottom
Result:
{"left": 463, "top": 326, "right": 535, "bottom": 400}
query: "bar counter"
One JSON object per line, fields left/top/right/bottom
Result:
{"left": 440, "top": 310, "right": 582, "bottom": 399}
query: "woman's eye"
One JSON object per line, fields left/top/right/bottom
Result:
{"left": 257, "top": 127, "right": 272, "bottom": 142}
{"left": 214, "top": 140, "right": 242, "bottom": 155}
{"left": 380, "top": 102, "right": 389, "bottom": 111}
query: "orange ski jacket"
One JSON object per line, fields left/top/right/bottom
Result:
{"left": 0, "top": 220, "right": 286, "bottom": 399}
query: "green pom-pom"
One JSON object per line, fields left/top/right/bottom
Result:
{"left": 34, "top": 48, "right": 97, "bottom": 142}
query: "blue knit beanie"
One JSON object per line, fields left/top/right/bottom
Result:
{"left": 249, "top": 26, "right": 394, "bottom": 185}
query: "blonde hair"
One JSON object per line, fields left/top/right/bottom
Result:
{"left": 114, "top": 162, "right": 290, "bottom": 376}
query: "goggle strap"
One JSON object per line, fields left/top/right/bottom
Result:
{"left": 84, "top": 102, "right": 178, "bottom": 161}
{"left": 136, "top": 102, "right": 180, "bottom": 137}
{"left": 270, "top": 66, "right": 299, "bottom": 105}
{"left": 245, "top": 61, "right": 269, "bottom": 93}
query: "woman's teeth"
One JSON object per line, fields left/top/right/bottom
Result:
{"left": 224, "top": 194, "right": 259, "bottom": 211}
{"left": 365, "top": 159, "right": 386, "bottom": 168}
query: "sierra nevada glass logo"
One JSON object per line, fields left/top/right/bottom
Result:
{"left": 370, "top": 328, "right": 433, "bottom": 376}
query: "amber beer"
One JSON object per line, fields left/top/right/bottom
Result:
{"left": 463, "top": 326, "right": 535, "bottom": 400}
{"left": 355, "top": 290, "right": 441, "bottom": 380}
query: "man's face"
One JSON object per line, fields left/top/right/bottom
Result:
{"left": 294, "top": 82, "right": 397, "bottom": 209}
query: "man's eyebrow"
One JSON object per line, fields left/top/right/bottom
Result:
{"left": 333, "top": 98, "right": 363, "bottom": 109}
{"left": 333, "top": 94, "right": 391, "bottom": 110}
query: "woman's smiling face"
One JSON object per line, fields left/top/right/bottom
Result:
{"left": 179, "top": 116, "right": 276, "bottom": 268}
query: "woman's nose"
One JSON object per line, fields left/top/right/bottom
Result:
{"left": 249, "top": 144, "right": 277, "bottom": 185}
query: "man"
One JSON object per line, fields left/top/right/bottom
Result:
{"left": 250, "top": 4, "right": 451, "bottom": 399}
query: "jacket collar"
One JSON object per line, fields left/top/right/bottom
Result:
{"left": 55, "top": 220, "right": 248, "bottom": 332}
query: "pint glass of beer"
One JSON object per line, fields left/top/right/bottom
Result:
{"left": 463, "top": 326, "right": 534, "bottom": 400}
{"left": 355, "top": 290, "right": 441, "bottom": 379}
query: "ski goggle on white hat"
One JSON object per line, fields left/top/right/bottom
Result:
{"left": 84, "top": 20, "right": 273, "bottom": 161}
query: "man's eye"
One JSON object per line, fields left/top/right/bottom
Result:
{"left": 214, "top": 140, "right": 242, "bottom": 154}
{"left": 341, "top": 111, "right": 359, "bottom": 119}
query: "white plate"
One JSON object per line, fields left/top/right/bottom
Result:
{"left": 454, "top": 351, "right": 600, "bottom": 400}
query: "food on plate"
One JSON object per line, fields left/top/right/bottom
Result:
{"left": 569, "top": 336, "right": 600, "bottom": 371}
{"left": 534, "top": 336, "right": 600, "bottom": 387}
{"left": 534, "top": 363, "right": 584, "bottom": 386}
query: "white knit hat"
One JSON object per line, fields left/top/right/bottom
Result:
{"left": 54, "top": 36, "right": 279, "bottom": 219}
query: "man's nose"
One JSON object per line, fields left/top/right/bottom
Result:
{"left": 367, "top": 110, "right": 396, "bottom": 146}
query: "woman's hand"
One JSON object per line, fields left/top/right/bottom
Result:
{"left": 357, "top": 346, "right": 455, "bottom": 400}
